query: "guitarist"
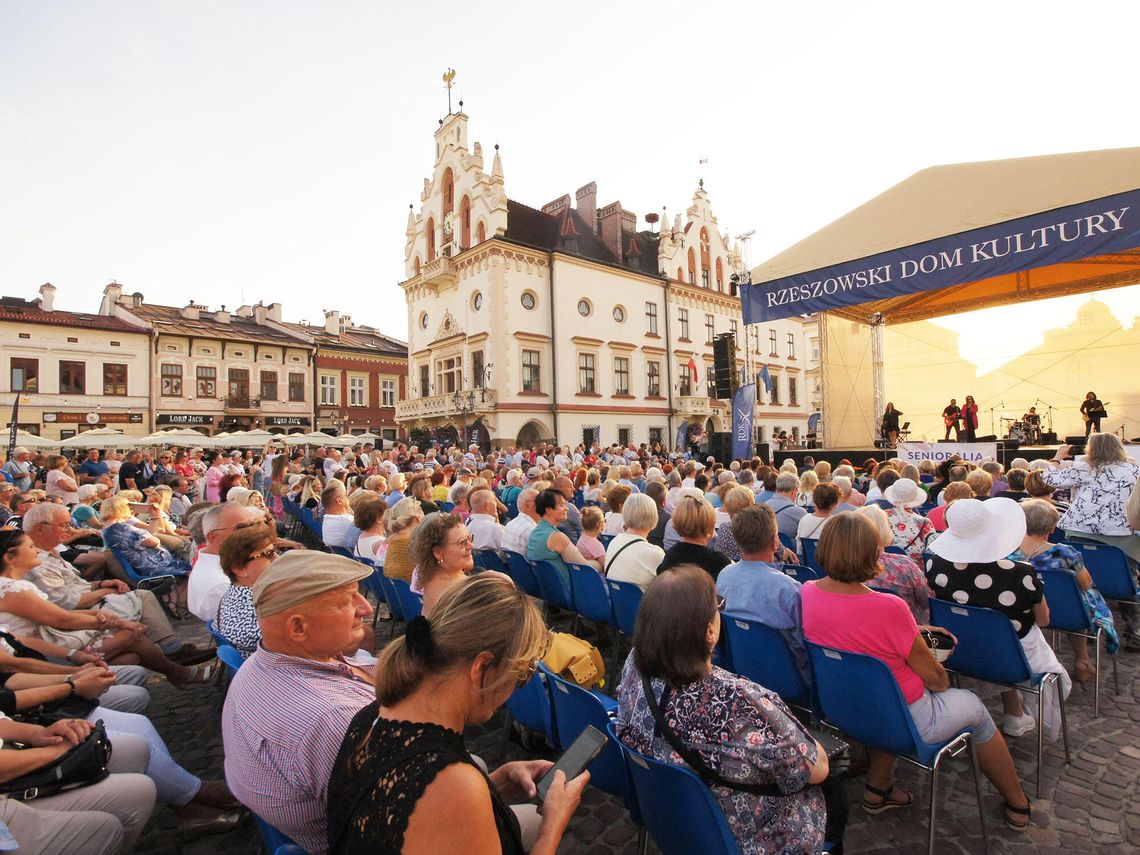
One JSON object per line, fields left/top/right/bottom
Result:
{"left": 1080, "top": 391, "right": 1108, "bottom": 436}
{"left": 942, "top": 398, "right": 962, "bottom": 440}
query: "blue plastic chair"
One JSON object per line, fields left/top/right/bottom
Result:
{"left": 800, "top": 538, "right": 823, "bottom": 575}
{"left": 568, "top": 561, "right": 613, "bottom": 640}
{"left": 778, "top": 532, "right": 796, "bottom": 553}
{"left": 474, "top": 548, "right": 508, "bottom": 573}
{"left": 388, "top": 577, "right": 423, "bottom": 621}
{"left": 720, "top": 615, "right": 810, "bottom": 710}
{"left": 884, "top": 544, "right": 907, "bottom": 556}
{"left": 533, "top": 560, "right": 574, "bottom": 612}
{"left": 328, "top": 545, "right": 355, "bottom": 559}
{"left": 274, "top": 846, "right": 308, "bottom": 855}
{"left": 1071, "top": 541, "right": 1139, "bottom": 601}
{"left": 204, "top": 618, "right": 227, "bottom": 648}
{"left": 598, "top": 533, "right": 617, "bottom": 549}
{"left": 254, "top": 813, "right": 300, "bottom": 853}
{"left": 573, "top": 489, "right": 585, "bottom": 509}
{"left": 106, "top": 545, "right": 188, "bottom": 618}
{"left": 362, "top": 569, "right": 388, "bottom": 630}
{"left": 1039, "top": 568, "right": 1119, "bottom": 717}
{"left": 806, "top": 641, "right": 989, "bottom": 855}
{"left": 378, "top": 575, "right": 406, "bottom": 639}
{"left": 605, "top": 578, "right": 643, "bottom": 677}
{"left": 930, "top": 598, "right": 1072, "bottom": 797}
{"left": 611, "top": 722, "right": 740, "bottom": 855}
{"left": 782, "top": 563, "right": 822, "bottom": 585}
{"left": 216, "top": 644, "right": 245, "bottom": 678}
{"left": 500, "top": 666, "right": 554, "bottom": 762}
{"left": 502, "top": 550, "right": 542, "bottom": 597}
{"left": 436, "top": 501, "right": 455, "bottom": 513}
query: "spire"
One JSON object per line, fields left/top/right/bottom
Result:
{"left": 406, "top": 204, "right": 416, "bottom": 234}
{"left": 491, "top": 144, "right": 503, "bottom": 183}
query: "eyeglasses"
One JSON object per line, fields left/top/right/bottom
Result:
{"left": 716, "top": 595, "right": 727, "bottom": 613}
{"left": 248, "top": 546, "right": 279, "bottom": 562}
{"left": 447, "top": 534, "right": 475, "bottom": 548}
{"left": 517, "top": 630, "right": 553, "bottom": 688}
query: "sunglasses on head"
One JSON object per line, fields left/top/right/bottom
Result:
{"left": 517, "top": 630, "right": 553, "bottom": 688}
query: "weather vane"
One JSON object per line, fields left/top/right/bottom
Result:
{"left": 442, "top": 68, "right": 457, "bottom": 114}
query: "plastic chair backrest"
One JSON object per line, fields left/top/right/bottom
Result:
{"left": 534, "top": 560, "right": 574, "bottom": 610}
{"left": 917, "top": 502, "right": 937, "bottom": 517}
{"left": 437, "top": 501, "right": 455, "bottom": 513}
{"left": 884, "top": 544, "right": 907, "bottom": 556}
{"left": 568, "top": 563, "right": 612, "bottom": 625}
{"left": 1073, "top": 541, "right": 1138, "bottom": 600}
{"left": 217, "top": 644, "right": 245, "bottom": 677}
{"left": 363, "top": 570, "right": 387, "bottom": 608}
{"left": 929, "top": 598, "right": 1033, "bottom": 685}
{"left": 782, "top": 563, "right": 822, "bottom": 585}
{"left": 598, "top": 533, "right": 617, "bottom": 549}
{"left": 204, "top": 619, "right": 228, "bottom": 647}
{"left": 800, "top": 538, "right": 821, "bottom": 572}
{"left": 613, "top": 723, "right": 740, "bottom": 855}
{"left": 329, "top": 545, "right": 354, "bottom": 559}
{"left": 502, "top": 550, "right": 542, "bottom": 597}
{"left": 778, "top": 532, "right": 796, "bottom": 552}
{"left": 108, "top": 546, "right": 172, "bottom": 587}
{"left": 505, "top": 667, "right": 554, "bottom": 744}
{"left": 1038, "top": 568, "right": 1095, "bottom": 634}
{"left": 720, "top": 615, "right": 809, "bottom": 707}
{"left": 547, "top": 672, "right": 623, "bottom": 796}
{"left": 379, "top": 575, "right": 405, "bottom": 622}
{"left": 254, "top": 813, "right": 298, "bottom": 853}
{"left": 389, "top": 577, "right": 423, "bottom": 620}
{"left": 805, "top": 641, "right": 931, "bottom": 763}
{"left": 274, "top": 846, "right": 308, "bottom": 855}
{"left": 606, "top": 578, "right": 643, "bottom": 636}
{"left": 475, "top": 549, "right": 508, "bottom": 573}
{"left": 573, "top": 490, "right": 585, "bottom": 508}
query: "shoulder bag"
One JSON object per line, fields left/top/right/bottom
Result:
{"left": 0, "top": 720, "right": 112, "bottom": 801}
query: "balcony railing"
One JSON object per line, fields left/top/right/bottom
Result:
{"left": 224, "top": 395, "right": 260, "bottom": 413}
{"left": 419, "top": 254, "right": 458, "bottom": 291}
{"left": 674, "top": 396, "right": 712, "bottom": 417}
{"left": 396, "top": 388, "right": 497, "bottom": 422}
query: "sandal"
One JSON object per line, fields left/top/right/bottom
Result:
{"left": 1073, "top": 662, "right": 1096, "bottom": 683}
{"left": 170, "top": 662, "right": 217, "bottom": 689}
{"left": 1004, "top": 798, "right": 1032, "bottom": 832}
{"left": 863, "top": 782, "right": 913, "bottom": 814}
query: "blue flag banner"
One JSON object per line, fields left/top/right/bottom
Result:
{"left": 757, "top": 364, "right": 773, "bottom": 394}
{"left": 742, "top": 188, "right": 1140, "bottom": 323}
{"left": 675, "top": 421, "right": 689, "bottom": 451}
{"left": 731, "top": 383, "right": 756, "bottom": 461}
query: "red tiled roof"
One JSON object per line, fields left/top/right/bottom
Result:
{"left": 0, "top": 299, "right": 146, "bottom": 334}
{"left": 125, "top": 303, "right": 309, "bottom": 346}
{"left": 280, "top": 322, "right": 407, "bottom": 356}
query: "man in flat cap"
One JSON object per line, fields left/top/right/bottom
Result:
{"left": 222, "top": 551, "right": 374, "bottom": 855}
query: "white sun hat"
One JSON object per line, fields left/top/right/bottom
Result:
{"left": 927, "top": 497, "right": 1026, "bottom": 564}
{"left": 883, "top": 477, "right": 925, "bottom": 508}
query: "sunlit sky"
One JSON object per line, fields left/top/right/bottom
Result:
{"left": 3, "top": 1, "right": 1140, "bottom": 364}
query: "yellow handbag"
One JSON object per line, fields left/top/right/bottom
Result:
{"left": 542, "top": 632, "right": 606, "bottom": 689}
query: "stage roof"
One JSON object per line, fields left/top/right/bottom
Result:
{"left": 743, "top": 147, "right": 1140, "bottom": 325}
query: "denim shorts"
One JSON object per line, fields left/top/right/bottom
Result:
{"left": 908, "top": 687, "right": 997, "bottom": 744}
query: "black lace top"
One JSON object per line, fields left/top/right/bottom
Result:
{"left": 327, "top": 701, "right": 524, "bottom": 855}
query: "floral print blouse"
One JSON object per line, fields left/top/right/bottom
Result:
{"left": 616, "top": 656, "right": 824, "bottom": 855}
{"left": 885, "top": 507, "right": 936, "bottom": 564}
{"left": 1040, "top": 460, "right": 1140, "bottom": 536}
{"left": 874, "top": 551, "right": 932, "bottom": 623}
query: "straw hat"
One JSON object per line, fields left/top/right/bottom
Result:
{"left": 883, "top": 477, "right": 925, "bottom": 508}
{"left": 927, "top": 498, "right": 1026, "bottom": 564}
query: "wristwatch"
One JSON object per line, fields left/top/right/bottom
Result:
{"left": 64, "top": 676, "right": 76, "bottom": 697}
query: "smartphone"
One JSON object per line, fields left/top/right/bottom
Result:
{"left": 536, "top": 724, "right": 607, "bottom": 801}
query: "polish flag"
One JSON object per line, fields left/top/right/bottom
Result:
{"left": 687, "top": 356, "right": 698, "bottom": 382}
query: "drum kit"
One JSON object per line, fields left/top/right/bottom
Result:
{"left": 1001, "top": 412, "right": 1043, "bottom": 444}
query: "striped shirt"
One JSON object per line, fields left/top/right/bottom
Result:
{"left": 222, "top": 645, "right": 376, "bottom": 855}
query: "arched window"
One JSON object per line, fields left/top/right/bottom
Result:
{"left": 676, "top": 266, "right": 684, "bottom": 282}
{"left": 699, "top": 228, "right": 711, "bottom": 288}
{"left": 477, "top": 220, "right": 486, "bottom": 243}
{"left": 441, "top": 168, "right": 455, "bottom": 217}
{"left": 460, "top": 195, "right": 471, "bottom": 248}
{"left": 687, "top": 248, "right": 696, "bottom": 285}
{"left": 426, "top": 217, "right": 436, "bottom": 262}
{"left": 414, "top": 257, "right": 421, "bottom": 275}
{"left": 715, "top": 257, "right": 724, "bottom": 291}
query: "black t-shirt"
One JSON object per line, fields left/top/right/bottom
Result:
{"left": 658, "top": 541, "right": 731, "bottom": 581}
{"left": 118, "top": 462, "right": 141, "bottom": 490}
{"left": 942, "top": 405, "right": 961, "bottom": 420}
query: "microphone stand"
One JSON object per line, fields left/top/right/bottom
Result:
{"left": 1037, "top": 398, "right": 1057, "bottom": 440}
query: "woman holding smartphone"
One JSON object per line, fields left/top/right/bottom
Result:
{"left": 327, "top": 575, "right": 587, "bottom": 854}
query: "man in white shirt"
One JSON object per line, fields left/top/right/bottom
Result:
{"left": 188, "top": 504, "right": 265, "bottom": 621}
{"left": 320, "top": 483, "right": 359, "bottom": 552}
{"left": 465, "top": 489, "right": 505, "bottom": 551}
{"left": 501, "top": 488, "right": 539, "bottom": 555}
{"left": 448, "top": 468, "right": 475, "bottom": 504}
{"left": 323, "top": 449, "right": 346, "bottom": 481}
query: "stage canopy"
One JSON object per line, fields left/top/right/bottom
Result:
{"left": 743, "top": 147, "right": 1140, "bottom": 325}
{"left": 743, "top": 147, "right": 1140, "bottom": 446}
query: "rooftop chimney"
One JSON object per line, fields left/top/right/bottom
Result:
{"left": 598, "top": 202, "right": 625, "bottom": 261}
{"left": 324, "top": 309, "right": 340, "bottom": 336}
{"left": 253, "top": 303, "right": 268, "bottom": 325}
{"left": 180, "top": 302, "right": 201, "bottom": 320}
{"left": 540, "top": 194, "right": 571, "bottom": 217}
{"left": 215, "top": 307, "right": 230, "bottom": 324}
{"left": 235, "top": 305, "right": 254, "bottom": 319}
{"left": 575, "top": 182, "right": 597, "bottom": 233}
{"left": 37, "top": 283, "right": 56, "bottom": 312}
{"left": 267, "top": 302, "right": 282, "bottom": 321}
{"left": 130, "top": 292, "right": 144, "bottom": 308}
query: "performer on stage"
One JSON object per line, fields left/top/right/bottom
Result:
{"left": 942, "top": 398, "right": 961, "bottom": 440}
{"left": 1022, "top": 406, "right": 1042, "bottom": 444}
{"left": 961, "top": 395, "right": 979, "bottom": 443}
{"left": 1080, "top": 392, "right": 1107, "bottom": 436}
{"left": 881, "top": 402, "right": 902, "bottom": 448}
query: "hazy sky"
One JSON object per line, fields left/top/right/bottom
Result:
{"left": 3, "top": 1, "right": 1140, "bottom": 356}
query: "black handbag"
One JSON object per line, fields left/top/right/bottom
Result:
{"left": 0, "top": 720, "right": 113, "bottom": 801}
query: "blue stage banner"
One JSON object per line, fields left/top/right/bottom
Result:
{"left": 675, "top": 421, "right": 689, "bottom": 452}
{"left": 742, "top": 188, "right": 1140, "bottom": 323}
{"left": 731, "top": 383, "right": 756, "bottom": 461}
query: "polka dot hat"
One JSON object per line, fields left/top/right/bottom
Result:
{"left": 926, "top": 497, "right": 1026, "bottom": 564}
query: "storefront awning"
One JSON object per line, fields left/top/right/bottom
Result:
{"left": 743, "top": 147, "right": 1140, "bottom": 325}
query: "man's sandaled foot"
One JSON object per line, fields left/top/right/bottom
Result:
{"left": 863, "top": 782, "right": 913, "bottom": 814}
{"left": 1005, "top": 798, "right": 1032, "bottom": 831}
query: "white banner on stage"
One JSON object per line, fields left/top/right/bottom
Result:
{"left": 897, "top": 442, "right": 997, "bottom": 464}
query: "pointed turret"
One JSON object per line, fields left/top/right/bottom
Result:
{"left": 491, "top": 144, "right": 504, "bottom": 183}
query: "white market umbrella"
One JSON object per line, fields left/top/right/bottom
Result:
{"left": 228, "top": 429, "right": 278, "bottom": 448}
{"left": 285, "top": 431, "right": 340, "bottom": 447}
{"left": 58, "top": 427, "right": 129, "bottom": 449}
{"left": 8, "top": 430, "right": 61, "bottom": 451}
{"left": 352, "top": 432, "right": 382, "bottom": 443}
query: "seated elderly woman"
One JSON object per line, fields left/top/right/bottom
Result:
{"left": 880, "top": 478, "right": 936, "bottom": 564}
{"left": 410, "top": 512, "right": 474, "bottom": 616}
{"left": 382, "top": 497, "right": 425, "bottom": 582}
{"left": 1040, "top": 434, "right": 1140, "bottom": 649}
{"left": 527, "top": 489, "right": 599, "bottom": 589}
{"left": 926, "top": 498, "right": 1070, "bottom": 741}
{"left": 71, "top": 483, "right": 108, "bottom": 531}
{"left": 100, "top": 496, "right": 192, "bottom": 582}
{"left": 216, "top": 524, "right": 278, "bottom": 658}
{"left": 857, "top": 505, "right": 932, "bottom": 623}
{"left": 795, "top": 483, "right": 840, "bottom": 559}
{"left": 328, "top": 574, "right": 585, "bottom": 854}
{"left": 352, "top": 494, "right": 388, "bottom": 562}
{"left": 603, "top": 494, "right": 666, "bottom": 591}
{"left": 711, "top": 485, "right": 758, "bottom": 562}
{"left": 965, "top": 469, "right": 993, "bottom": 500}
{"left": 1024, "top": 470, "right": 1068, "bottom": 512}
{"left": 658, "top": 495, "right": 730, "bottom": 580}
{"left": 1014, "top": 499, "right": 1118, "bottom": 684}
{"left": 801, "top": 512, "right": 1033, "bottom": 830}
{"left": 926, "top": 481, "right": 973, "bottom": 532}
{"left": 616, "top": 565, "right": 832, "bottom": 854}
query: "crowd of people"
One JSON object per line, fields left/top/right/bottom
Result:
{"left": 0, "top": 429, "right": 1137, "bottom": 853}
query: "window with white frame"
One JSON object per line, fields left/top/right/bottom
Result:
{"left": 645, "top": 302, "right": 658, "bottom": 335}
{"left": 769, "top": 329, "right": 778, "bottom": 355}
{"left": 678, "top": 308, "right": 689, "bottom": 340}
{"left": 381, "top": 379, "right": 396, "bottom": 407}
{"left": 578, "top": 353, "right": 596, "bottom": 393}
{"left": 647, "top": 361, "right": 661, "bottom": 397}
{"left": 787, "top": 333, "right": 796, "bottom": 359}
{"left": 705, "top": 314, "right": 715, "bottom": 344}
{"left": 319, "top": 374, "right": 338, "bottom": 405}
{"left": 522, "top": 349, "right": 541, "bottom": 392}
{"left": 436, "top": 355, "right": 462, "bottom": 395}
{"left": 349, "top": 376, "right": 366, "bottom": 407}
{"left": 614, "top": 356, "right": 630, "bottom": 395}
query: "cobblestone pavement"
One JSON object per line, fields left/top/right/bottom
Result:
{"left": 138, "top": 606, "right": 1140, "bottom": 855}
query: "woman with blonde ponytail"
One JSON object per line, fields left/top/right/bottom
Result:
{"left": 327, "top": 574, "right": 586, "bottom": 854}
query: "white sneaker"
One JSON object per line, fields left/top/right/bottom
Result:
{"left": 1002, "top": 713, "right": 1036, "bottom": 737}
